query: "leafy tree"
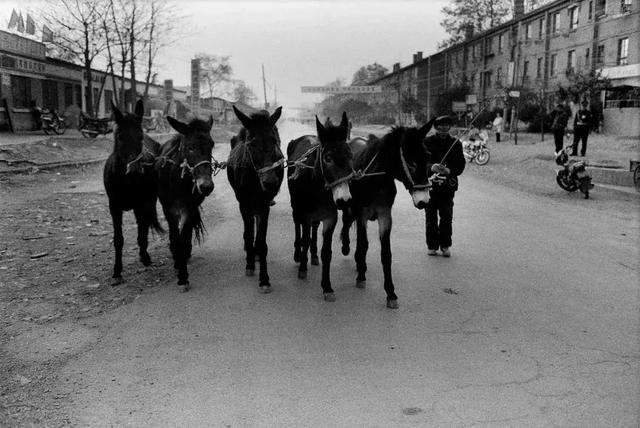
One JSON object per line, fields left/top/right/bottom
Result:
{"left": 338, "top": 99, "right": 373, "bottom": 122}
{"left": 439, "top": 0, "right": 511, "bottom": 49}
{"left": 558, "top": 69, "right": 611, "bottom": 104}
{"left": 351, "top": 63, "right": 389, "bottom": 86}
{"left": 434, "top": 84, "right": 470, "bottom": 116}
{"left": 195, "top": 54, "right": 233, "bottom": 98}
{"left": 233, "top": 81, "right": 257, "bottom": 106}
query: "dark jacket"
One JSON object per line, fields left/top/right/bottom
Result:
{"left": 551, "top": 108, "right": 569, "bottom": 131}
{"left": 574, "top": 109, "right": 592, "bottom": 131}
{"left": 424, "top": 133, "right": 466, "bottom": 194}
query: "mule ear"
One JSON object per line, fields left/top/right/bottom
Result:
{"left": 315, "top": 115, "right": 325, "bottom": 139}
{"left": 269, "top": 106, "right": 282, "bottom": 127}
{"left": 233, "top": 105, "right": 252, "bottom": 129}
{"left": 134, "top": 99, "right": 144, "bottom": 120}
{"left": 112, "top": 102, "right": 123, "bottom": 124}
{"left": 166, "top": 116, "right": 189, "bottom": 135}
{"left": 339, "top": 111, "right": 348, "bottom": 129}
{"left": 207, "top": 115, "right": 214, "bottom": 131}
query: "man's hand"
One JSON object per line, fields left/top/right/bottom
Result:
{"left": 432, "top": 163, "right": 450, "bottom": 176}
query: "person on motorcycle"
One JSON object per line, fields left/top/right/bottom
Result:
{"left": 424, "top": 115, "right": 466, "bottom": 258}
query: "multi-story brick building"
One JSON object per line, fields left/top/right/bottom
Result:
{"left": 370, "top": 0, "right": 639, "bottom": 135}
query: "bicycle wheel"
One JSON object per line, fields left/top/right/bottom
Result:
{"left": 474, "top": 149, "right": 490, "bottom": 165}
{"left": 53, "top": 121, "right": 66, "bottom": 135}
{"left": 556, "top": 170, "right": 577, "bottom": 191}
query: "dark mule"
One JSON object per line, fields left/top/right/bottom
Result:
{"left": 287, "top": 112, "right": 353, "bottom": 301}
{"left": 156, "top": 116, "right": 215, "bottom": 291}
{"left": 340, "top": 118, "right": 435, "bottom": 308}
{"left": 103, "top": 99, "right": 162, "bottom": 286}
{"left": 227, "top": 106, "right": 284, "bottom": 293}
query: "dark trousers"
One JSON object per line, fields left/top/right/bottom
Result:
{"left": 495, "top": 132, "right": 501, "bottom": 142}
{"left": 553, "top": 129, "right": 565, "bottom": 153}
{"left": 572, "top": 128, "right": 588, "bottom": 155}
{"left": 425, "top": 194, "right": 454, "bottom": 249}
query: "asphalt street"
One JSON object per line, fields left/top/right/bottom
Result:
{"left": 48, "top": 122, "right": 639, "bottom": 426}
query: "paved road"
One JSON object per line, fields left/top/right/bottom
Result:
{"left": 55, "top": 122, "right": 639, "bottom": 426}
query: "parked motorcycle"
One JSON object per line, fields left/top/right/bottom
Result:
{"left": 555, "top": 147, "right": 593, "bottom": 199}
{"left": 462, "top": 137, "right": 490, "bottom": 165}
{"left": 79, "top": 113, "right": 113, "bottom": 138}
{"left": 41, "top": 109, "right": 66, "bottom": 135}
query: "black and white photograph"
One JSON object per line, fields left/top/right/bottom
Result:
{"left": 0, "top": 0, "right": 638, "bottom": 426}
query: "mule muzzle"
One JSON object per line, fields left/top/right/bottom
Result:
{"left": 332, "top": 182, "right": 352, "bottom": 210}
{"left": 411, "top": 189, "right": 430, "bottom": 209}
{"left": 195, "top": 177, "right": 214, "bottom": 196}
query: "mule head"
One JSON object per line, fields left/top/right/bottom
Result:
{"left": 233, "top": 106, "right": 284, "bottom": 196}
{"left": 112, "top": 99, "right": 144, "bottom": 168}
{"left": 166, "top": 115, "right": 215, "bottom": 196}
{"left": 396, "top": 119, "right": 434, "bottom": 209}
{"left": 316, "top": 112, "right": 353, "bottom": 210}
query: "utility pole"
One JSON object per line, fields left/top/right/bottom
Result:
{"left": 262, "top": 64, "right": 268, "bottom": 110}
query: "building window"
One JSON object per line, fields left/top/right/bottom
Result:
{"left": 485, "top": 71, "right": 492, "bottom": 89}
{"left": 104, "top": 90, "right": 113, "bottom": 114}
{"left": 617, "top": 37, "right": 629, "bottom": 65}
{"left": 470, "top": 73, "right": 476, "bottom": 89}
{"left": 523, "top": 60, "right": 530, "bottom": 78}
{"left": 498, "top": 33, "right": 504, "bottom": 53}
{"left": 567, "top": 50, "right": 576, "bottom": 73}
{"left": 552, "top": 12, "right": 561, "bottom": 34}
{"left": 537, "top": 57, "right": 543, "bottom": 78}
{"left": 64, "top": 83, "right": 73, "bottom": 108}
{"left": 525, "top": 22, "right": 532, "bottom": 39}
{"left": 74, "top": 84, "right": 82, "bottom": 107}
{"left": 620, "top": 0, "right": 632, "bottom": 13}
{"left": 539, "top": 17, "right": 546, "bottom": 38}
{"left": 588, "top": 1, "right": 593, "bottom": 18}
{"left": 596, "top": 44, "right": 605, "bottom": 66}
{"left": 596, "top": 0, "right": 607, "bottom": 17}
{"left": 585, "top": 48, "right": 590, "bottom": 66}
{"left": 550, "top": 53, "right": 557, "bottom": 76}
{"left": 568, "top": 6, "right": 579, "bottom": 30}
{"left": 43, "top": 80, "right": 59, "bottom": 112}
{"left": 93, "top": 88, "right": 99, "bottom": 112}
{"left": 496, "top": 67, "right": 503, "bottom": 87}
{"left": 485, "top": 37, "right": 493, "bottom": 55}
{"left": 11, "top": 75, "right": 31, "bottom": 108}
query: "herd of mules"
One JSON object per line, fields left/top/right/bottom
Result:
{"left": 104, "top": 100, "right": 435, "bottom": 308}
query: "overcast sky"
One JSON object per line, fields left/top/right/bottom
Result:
{"left": 1, "top": 0, "right": 450, "bottom": 109}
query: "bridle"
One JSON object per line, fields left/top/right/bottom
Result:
{"left": 398, "top": 144, "right": 431, "bottom": 191}
{"left": 125, "top": 144, "right": 156, "bottom": 174}
{"left": 237, "top": 136, "right": 286, "bottom": 191}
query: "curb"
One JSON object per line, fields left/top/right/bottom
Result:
{"left": 0, "top": 157, "right": 107, "bottom": 175}
{"left": 587, "top": 166, "right": 634, "bottom": 187}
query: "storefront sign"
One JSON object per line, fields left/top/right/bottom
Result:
{"left": 0, "top": 29, "right": 46, "bottom": 59}
{"left": 191, "top": 58, "right": 200, "bottom": 114}
{"left": 452, "top": 101, "right": 466, "bottom": 112}
{"left": 301, "top": 86, "right": 382, "bottom": 94}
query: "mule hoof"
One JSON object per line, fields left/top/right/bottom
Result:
{"left": 323, "top": 292, "right": 336, "bottom": 302}
{"left": 111, "top": 276, "right": 122, "bottom": 286}
{"left": 356, "top": 280, "right": 366, "bottom": 289}
{"left": 259, "top": 285, "right": 272, "bottom": 294}
{"left": 341, "top": 245, "right": 350, "bottom": 256}
{"left": 298, "top": 270, "right": 307, "bottom": 280}
{"left": 246, "top": 269, "right": 255, "bottom": 277}
{"left": 311, "top": 255, "right": 319, "bottom": 266}
{"left": 386, "top": 299, "right": 399, "bottom": 309}
{"left": 179, "top": 281, "right": 190, "bottom": 292}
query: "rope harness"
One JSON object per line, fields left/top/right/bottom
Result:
{"left": 125, "top": 145, "right": 157, "bottom": 175}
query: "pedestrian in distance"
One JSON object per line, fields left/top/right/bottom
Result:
{"left": 492, "top": 112, "right": 503, "bottom": 142}
{"left": 424, "top": 116, "right": 466, "bottom": 258}
{"left": 550, "top": 103, "right": 570, "bottom": 154}
{"left": 572, "top": 100, "right": 592, "bottom": 157}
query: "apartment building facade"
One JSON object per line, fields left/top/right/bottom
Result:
{"left": 370, "top": 0, "right": 639, "bottom": 135}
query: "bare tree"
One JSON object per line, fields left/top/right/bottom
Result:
{"left": 195, "top": 54, "right": 233, "bottom": 98}
{"left": 40, "top": 0, "right": 110, "bottom": 116}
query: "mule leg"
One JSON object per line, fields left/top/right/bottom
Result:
{"left": 175, "top": 228, "right": 191, "bottom": 292}
{"left": 320, "top": 214, "right": 338, "bottom": 302}
{"left": 378, "top": 209, "right": 398, "bottom": 309}
{"left": 241, "top": 207, "right": 256, "bottom": 276}
{"left": 134, "top": 207, "right": 151, "bottom": 266}
{"left": 298, "top": 222, "right": 311, "bottom": 280}
{"left": 354, "top": 212, "right": 369, "bottom": 287}
{"left": 255, "top": 208, "right": 271, "bottom": 293}
{"left": 341, "top": 211, "right": 353, "bottom": 256}
{"left": 293, "top": 219, "right": 301, "bottom": 263}
{"left": 109, "top": 204, "right": 124, "bottom": 286}
{"left": 310, "top": 221, "right": 320, "bottom": 266}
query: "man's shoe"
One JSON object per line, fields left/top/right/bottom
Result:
{"left": 427, "top": 249, "right": 438, "bottom": 256}
{"left": 440, "top": 247, "right": 451, "bottom": 257}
